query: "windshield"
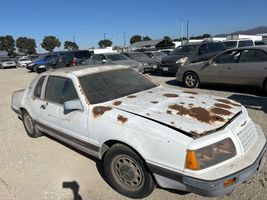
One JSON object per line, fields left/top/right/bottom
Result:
{"left": 153, "top": 52, "right": 166, "bottom": 57}
{"left": 171, "top": 45, "right": 198, "bottom": 55}
{"left": 223, "top": 41, "right": 238, "bottom": 49}
{"left": 79, "top": 69, "right": 157, "bottom": 104}
{"left": 1, "top": 58, "right": 12, "bottom": 62}
{"left": 20, "top": 58, "right": 30, "bottom": 61}
{"left": 106, "top": 54, "right": 129, "bottom": 61}
{"left": 126, "top": 53, "right": 150, "bottom": 60}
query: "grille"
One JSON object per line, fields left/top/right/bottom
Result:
{"left": 237, "top": 121, "right": 258, "bottom": 153}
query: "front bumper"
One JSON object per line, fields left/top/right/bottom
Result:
{"left": 157, "top": 63, "right": 181, "bottom": 74}
{"left": 183, "top": 142, "right": 266, "bottom": 197}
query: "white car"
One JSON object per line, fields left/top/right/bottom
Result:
{"left": 0, "top": 58, "right": 16, "bottom": 69}
{"left": 17, "top": 57, "right": 32, "bottom": 67}
{"left": 11, "top": 65, "right": 266, "bottom": 198}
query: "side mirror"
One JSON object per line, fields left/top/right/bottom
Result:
{"left": 102, "top": 59, "right": 107, "bottom": 64}
{"left": 63, "top": 99, "right": 83, "bottom": 114}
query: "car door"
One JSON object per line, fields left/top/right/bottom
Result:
{"left": 205, "top": 50, "right": 240, "bottom": 84}
{"left": 234, "top": 49, "right": 267, "bottom": 86}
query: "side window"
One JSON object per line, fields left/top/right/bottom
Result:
{"left": 238, "top": 40, "right": 254, "bottom": 48}
{"left": 33, "top": 76, "right": 46, "bottom": 98}
{"left": 92, "top": 54, "right": 104, "bottom": 61}
{"left": 198, "top": 44, "right": 208, "bottom": 55}
{"left": 239, "top": 49, "right": 267, "bottom": 63}
{"left": 213, "top": 51, "right": 240, "bottom": 64}
{"left": 45, "top": 76, "right": 79, "bottom": 104}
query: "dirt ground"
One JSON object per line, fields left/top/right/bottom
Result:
{"left": 0, "top": 68, "right": 266, "bottom": 200}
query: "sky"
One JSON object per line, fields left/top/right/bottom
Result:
{"left": 0, "top": 0, "right": 266, "bottom": 52}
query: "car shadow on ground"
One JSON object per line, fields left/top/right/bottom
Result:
{"left": 165, "top": 79, "right": 266, "bottom": 97}
{"left": 62, "top": 181, "right": 83, "bottom": 200}
{"left": 148, "top": 72, "right": 176, "bottom": 77}
{"left": 228, "top": 94, "right": 267, "bottom": 114}
{"left": 45, "top": 135, "right": 192, "bottom": 198}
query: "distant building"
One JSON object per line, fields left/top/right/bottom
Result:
{"left": 130, "top": 39, "right": 175, "bottom": 51}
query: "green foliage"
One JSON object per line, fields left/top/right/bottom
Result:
{"left": 130, "top": 35, "right": 142, "bottom": 44}
{"left": 16, "top": 37, "right": 36, "bottom": 54}
{"left": 64, "top": 41, "right": 79, "bottom": 51}
{"left": 190, "top": 34, "right": 211, "bottom": 39}
{"left": 164, "top": 36, "right": 172, "bottom": 42}
{"left": 143, "top": 36, "right": 152, "bottom": 41}
{"left": 98, "top": 39, "right": 113, "bottom": 47}
{"left": 0, "top": 35, "right": 16, "bottom": 56}
{"left": 41, "top": 36, "right": 61, "bottom": 52}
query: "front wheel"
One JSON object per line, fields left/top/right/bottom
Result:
{"left": 22, "top": 110, "right": 42, "bottom": 138}
{"left": 183, "top": 72, "right": 200, "bottom": 88}
{"left": 103, "top": 144, "right": 155, "bottom": 198}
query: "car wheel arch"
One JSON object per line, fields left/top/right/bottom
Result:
{"left": 183, "top": 70, "right": 200, "bottom": 82}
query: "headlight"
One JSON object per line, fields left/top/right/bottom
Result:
{"left": 176, "top": 57, "right": 188, "bottom": 64}
{"left": 185, "top": 138, "right": 236, "bottom": 170}
{"left": 142, "top": 62, "right": 149, "bottom": 66}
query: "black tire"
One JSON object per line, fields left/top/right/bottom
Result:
{"left": 183, "top": 72, "right": 200, "bottom": 88}
{"left": 22, "top": 110, "right": 42, "bottom": 138}
{"left": 103, "top": 144, "right": 155, "bottom": 199}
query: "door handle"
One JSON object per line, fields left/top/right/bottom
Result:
{"left": 40, "top": 105, "right": 46, "bottom": 109}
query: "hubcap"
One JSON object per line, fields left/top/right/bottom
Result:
{"left": 185, "top": 74, "right": 196, "bottom": 87}
{"left": 111, "top": 155, "right": 144, "bottom": 191}
{"left": 24, "top": 113, "right": 34, "bottom": 133}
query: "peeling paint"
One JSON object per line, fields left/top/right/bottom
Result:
{"left": 211, "top": 107, "right": 232, "bottom": 116}
{"left": 92, "top": 106, "right": 112, "bottom": 118}
{"left": 113, "top": 101, "right": 122, "bottom": 106}
{"left": 183, "top": 91, "right": 198, "bottom": 95}
{"left": 117, "top": 115, "right": 128, "bottom": 123}
{"left": 190, "top": 131, "right": 199, "bottom": 138}
{"left": 151, "top": 101, "right": 159, "bottom": 104}
{"left": 170, "top": 122, "right": 175, "bottom": 125}
{"left": 166, "top": 110, "right": 172, "bottom": 114}
{"left": 214, "top": 103, "right": 232, "bottom": 109}
{"left": 163, "top": 93, "right": 179, "bottom": 98}
{"left": 168, "top": 104, "right": 226, "bottom": 124}
{"left": 216, "top": 98, "right": 240, "bottom": 107}
{"left": 127, "top": 95, "right": 137, "bottom": 98}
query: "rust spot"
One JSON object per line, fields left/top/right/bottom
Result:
{"left": 166, "top": 110, "right": 172, "bottom": 114}
{"left": 163, "top": 93, "right": 179, "bottom": 98}
{"left": 168, "top": 104, "right": 226, "bottom": 124}
{"left": 189, "top": 96, "right": 195, "bottom": 99}
{"left": 146, "top": 113, "right": 150, "bottom": 116}
{"left": 190, "top": 131, "right": 199, "bottom": 138}
{"left": 92, "top": 106, "right": 112, "bottom": 118}
{"left": 113, "top": 101, "right": 122, "bottom": 106}
{"left": 117, "top": 115, "right": 128, "bottom": 123}
{"left": 31, "top": 96, "right": 36, "bottom": 100}
{"left": 148, "top": 91, "right": 153, "bottom": 93}
{"left": 127, "top": 95, "right": 137, "bottom": 98}
{"left": 211, "top": 107, "right": 232, "bottom": 116}
{"left": 214, "top": 103, "right": 232, "bottom": 109}
{"left": 183, "top": 91, "right": 198, "bottom": 95}
{"left": 170, "top": 122, "right": 175, "bottom": 125}
{"left": 216, "top": 99, "right": 240, "bottom": 107}
{"left": 180, "top": 102, "right": 185, "bottom": 105}
{"left": 151, "top": 101, "right": 158, "bottom": 104}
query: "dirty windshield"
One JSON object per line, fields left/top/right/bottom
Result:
{"left": 79, "top": 69, "right": 157, "bottom": 104}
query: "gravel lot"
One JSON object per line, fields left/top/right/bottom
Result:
{"left": 0, "top": 68, "right": 267, "bottom": 200}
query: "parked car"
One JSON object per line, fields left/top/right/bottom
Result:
{"left": 72, "top": 50, "right": 92, "bottom": 65}
{"left": 85, "top": 53, "right": 144, "bottom": 73}
{"left": 11, "top": 65, "right": 266, "bottom": 199}
{"left": 223, "top": 39, "right": 254, "bottom": 49}
{"left": 159, "top": 42, "right": 226, "bottom": 74}
{"left": 17, "top": 57, "right": 32, "bottom": 67}
{"left": 0, "top": 57, "right": 17, "bottom": 69}
{"left": 26, "top": 53, "right": 59, "bottom": 72}
{"left": 123, "top": 52, "right": 159, "bottom": 72}
{"left": 143, "top": 51, "right": 167, "bottom": 61}
{"left": 176, "top": 46, "right": 267, "bottom": 93}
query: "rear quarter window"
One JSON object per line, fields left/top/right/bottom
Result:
{"left": 33, "top": 76, "right": 46, "bottom": 98}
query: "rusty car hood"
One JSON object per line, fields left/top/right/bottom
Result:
{"left": 109, "top": 86, "right": 242, "bottom": 138}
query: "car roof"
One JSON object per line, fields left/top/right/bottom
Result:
{"left": 41, "top": 64, "right": 128, "bottom": 77}
{"left": 227, "top": 45, "right": 267, "bottom": 51}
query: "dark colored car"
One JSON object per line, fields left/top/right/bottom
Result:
{"left": 143, "top": 51, "right": 167, "bottom": 62}
{"left": 122, "top": 52, "right": 159, "bottom": 72}
{"left": 158, "top": 42, "right": 226, "bottom": 74}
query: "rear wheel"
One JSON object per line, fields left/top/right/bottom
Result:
{"left": 184, "top": 72, "right": 199, "bottom": 88}
{"left": 22, "top": 110, "right": 42, "bottom": 138}
{"left": 103, "top": 144, "right": 155, "bottom": 198}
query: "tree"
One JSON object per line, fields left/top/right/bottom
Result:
{"left": 41, "top": 36, "right": 61, "bottom": 52}
{"left": 202, "top": 33, "right": 211, "bottom": 38}
{"left": 16, "top": 37, "right": 36, "bottom": 54}
{"left": 143, "top": 36, "right": 151, "bottom": 41}
{"left": 0, "top": 35, "right": 16, "bottom": 57}
{"left": 98, "top": 39, "right": 112, "bottom": 48}
{"left": 130, "top": 35, "right": 142, "bottom": 44}
{"left": 164, "top": 36, "right": 172, "bottom": 42}
{"left": 64, "top": 41, "right": 79, "bottom": 51}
